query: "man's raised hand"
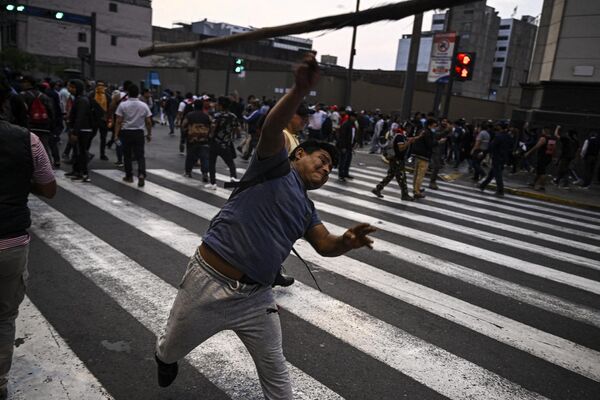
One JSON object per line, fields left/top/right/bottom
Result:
{"left": 294, "top": 52, "right": 320, "bottom": 94}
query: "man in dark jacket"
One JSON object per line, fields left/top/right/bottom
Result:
{"left": 65, "top": 79, "right": 93, "bottom": 182}
{"left": 336, "top": 111, "right": 357, "bottom": 182}
{"left": 479, "top": 124, "right": 513, "bottom": 196}
{"left": 19, "top": 76, "right": 56, "bottom": 160}
{"left": 411, "top": 118, "right": 438, "bottom": 199}
{"left": 0, "top": 75, "right": 56, "bottom": 400}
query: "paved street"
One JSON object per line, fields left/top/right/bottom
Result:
{"left": 9, "top": 125, "right": 600, "bottom": 400}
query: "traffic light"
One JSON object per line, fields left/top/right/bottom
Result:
{"left": 453, "top": 52, "right": 476, "bottom": 81}
{"left": 233, "top": 58, "right": 245, "bottom": 74}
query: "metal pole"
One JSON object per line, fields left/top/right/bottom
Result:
{"left": 345, "top": 0, "right": 360, "bottom": 107}
{"left": 400, "top": 12, "right": 423, "bottom": 121}
{"left": 442, "top": 8, "right": 457, "bottom": 118}
{"left": 90, "top": 12, "right": 96, "bottom": 79}
{"left": 224, "top": 49, "right": 231, "bottom": 95}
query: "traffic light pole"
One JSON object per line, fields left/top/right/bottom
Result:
{"left": 345, "top": 0, "right": 360, "bottom": 107}
{"left": 224, "top": 49, "right": 231, "bottom": 96}
{"left": 90, "top": 12, "right": 96, "bottom": 79}
{"left": 400, "top": 12, "right": 423, "bottom": 121}
{"left": 442, "top": 34, "right": 460, "bottom": 118}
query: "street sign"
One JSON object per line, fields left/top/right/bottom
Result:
{"left": 427, "top": 32, "right": 456, "bottom": 83}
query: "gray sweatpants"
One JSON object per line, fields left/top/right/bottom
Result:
{"left": 156, "top": 250, "right": 292, "bottom": 399}
{"left": 0, "top": 243, "right": 29, "bottom": 392}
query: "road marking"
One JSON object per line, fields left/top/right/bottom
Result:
{"left": 91, "top": 169, "right": 600, "bottom": 383}
{"left": 147, "top": 168, "right": 600, "bottom": 329}
{"left": 318, "top": 178, "right": 600, "bottom": 264}
{"left": 54, "top": 175, "right": 553, "bottom": 399}
{"left": 362, "top": 166, "right": 600, "bottom": 223}
{"left": 9, "top": 297, "right": 113, "bottom": 400}
{"left": 29, "top": 197, "right": 342, "bottom": 400}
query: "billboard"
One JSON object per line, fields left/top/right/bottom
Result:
{"left": 427, "top": 32, "right": 457, "bottom": 83}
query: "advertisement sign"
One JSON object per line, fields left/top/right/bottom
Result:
{"left": 427, "top": 32, "right": 457, "bottom": 83}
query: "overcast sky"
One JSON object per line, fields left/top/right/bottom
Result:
{"left": 151, "top": 0, "right": 544, "bottom": 70}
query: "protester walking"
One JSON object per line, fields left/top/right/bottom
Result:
{"left": 65, "top": 79, "right": 93, "bottom": 182}
{"left": 90, "top": 80, "right": 111, "bottom": 161}
{"left": 411, "top": 118, "right": 438, "bottom": 199}
{"left": 337, "top": 111, "right": 358, "bottom": 182}
{"left": 371, "top": 126, "right": 415, "bottom": 201}
{"left": 205, "top": 96, "right": 240, "bottom": 190}
{"left": 182, "top": 99, "right": 211, "bottom": 181}
{"left": 114, "top": 84, "right": 152, "bottom": 187}
{"left": 525, "top": 126, "right": 558, "bottom": 191}
{"left": 479, "top": 125, "right": 513, "bottom": 196}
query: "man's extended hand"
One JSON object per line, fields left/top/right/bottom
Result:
{"left": 342, "top": 223, "right": 377, "bottom": 250}
{"left": 294, "top": 52, "right": 320, "bottom": 93}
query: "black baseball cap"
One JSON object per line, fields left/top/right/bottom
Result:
{"left": 296, "top": 103, "right": 310, "bottom": 117}
{"left": 289, "top": 140, "right": 339, "bottom": 168}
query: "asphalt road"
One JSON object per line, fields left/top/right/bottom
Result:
{"left": 9, "top": 124, "right": 600, "bottom": 400}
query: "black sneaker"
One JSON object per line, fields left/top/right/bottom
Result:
{"left": 100, "top": 155, "right": 109, "bottom": 161}
{"left": 81, "top": 175, "right": 91, "bottom": 183}
{"left": 155, "top": 353, "right": 178, "bottom": 387}
{"left": 138, "top": 177, "right": 145, "bottom": 187}
{"left": 401, "top": 195, "right": 415, "bottom": 201}
{"left": 371, "top": 188, "right": 384, "bottom": 198}
{"left": 272, "top": 271, "right": 295, "bottom": 288}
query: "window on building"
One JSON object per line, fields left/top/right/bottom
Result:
{"left": 495, "top": 57, "right": 505, "bottom": 62}
{"left": 111, "top": 35, "right": 117, "bottom": 46}
{"left": 497, "top": 36, "right": 509, "bottom": 40}
{"left": 78, "top": 32, "right": 86, "bottom": 42}
{"left": 109, "top": 3, "right": 118, "bottom": 12}
{"left": 499, "top": 24, "right": 511, "bottom": 30}
{"left": 497, "top": 46, "right": 507, "bottom": 51}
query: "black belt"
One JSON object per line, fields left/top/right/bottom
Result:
{"left": 239, "top": 275, "right": 259, "bottom": 285}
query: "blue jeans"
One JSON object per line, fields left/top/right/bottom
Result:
{"left": 167, "top": 114, "right": 176, "bottom": 134}
{"left": 156, "top": 250, "right": 291, "bottom": 399}
{"left": 0, "top": 243, "right": 29, "bottom": 392}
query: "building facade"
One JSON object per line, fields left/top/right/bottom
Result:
{"left": 0, "top": 0, "right": 152, "bottom": 69}
{"left": 514, "top": 0, "right": 600, "bottom": 130}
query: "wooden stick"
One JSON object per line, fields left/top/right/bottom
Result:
{"left": 139, "top": 0, "right": 474, "bottom": 57}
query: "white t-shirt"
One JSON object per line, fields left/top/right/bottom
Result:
{"left": 330, "top": 111, "right": 340, "bottom": 129}
{"left": 116, "top": 98, "right": 152, "bottom": 130}
{"left": 477, "top": 130, "right": 491, "bottom": 151}
{"left": 308, "top": 110, "right": 326, "bottom": 130}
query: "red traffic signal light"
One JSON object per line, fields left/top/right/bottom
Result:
{"left": 453, "top": 52, "right": 476, "bottom": 81}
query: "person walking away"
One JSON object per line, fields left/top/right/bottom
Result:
{"left": 525, "top": 126, "right": 558, "bottom": 191}
{"left": 205, "top": 96, "right": 240, "bottom": 190}
{"left": 106, "top": 81, "right": 131, "bottom": 167}
{"left": 479, "top": 124, "right": 513, "bottom": 196}
{"left": 371, "top": 126, "right": 415, "bottom": 201}
{"left": 369, "top": 114, "right": 385, "bottom": 154}
{"left": 411, "top": 118, "right": 438, "bottom": 199}
{"left": 470, "top": 122, "right": 491, "bottom": 182}
{"left": 554, "top": 128, "right": 578, "bottom": 188}
{"left": 307, "top": 103, "right": 326, "bottom": 140}
{"left": 42, "top": 80, "right": 62, "bottom": 167}
{"left": 580, "top": 130, "right": 599, "bottom": 189}
{"left": 336, "top": 111, "right": 358, "bottom": 182}
{"left": 114, "top": 84, "right": 152, "bottom": 187}
{"left": 452, "top": 119, "right": 466, "bottom": 168}
{"left": 176, "top": 93, "right": 195, "bottom": 155}
{"left": 329, "top": 105, "right": 340, "bottom": 142}
{"left": 154, "top": 53, "right": 376, "bottom": 399}
{"left": 182, "top": 99, "right": 211, "bottom": 181}
{"left": 65, "top": 79, "right": 93, "bottom": 182}
{"left": 428, "top": 118, "right": 450, "bottom": 190}
{"left": 240, "top": 100, "right": 263, "bottom": 160}
{"left": 19, "top": 77, "right": 56, "bottom": 162}
{"left": 0, "top": 75, "right": 57, "bottom": 400}
{"left": 164, "top": 90, "right": 178, "bottom": 135}
{"left": 90, "top": 81, "right": 111, "bottom": 161}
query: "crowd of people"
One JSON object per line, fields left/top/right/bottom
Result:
{"left": 2, "top": 69, "right": 599, "bottom": 200}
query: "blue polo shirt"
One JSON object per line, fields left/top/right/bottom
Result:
{"left": 202, "top": 148, "right": 321, "bottom": 285}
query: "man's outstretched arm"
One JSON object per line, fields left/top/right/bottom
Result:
{"left": 305, "top": 223, "right": 376, "bottom": 257}
{"left": 257, "top": 52, "right": 319, "bottom": 159}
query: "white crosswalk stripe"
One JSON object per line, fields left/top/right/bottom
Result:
{"left": 19, "top": 163, "right": 600, "bottom": 400}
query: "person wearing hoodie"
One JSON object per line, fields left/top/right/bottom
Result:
{"left": 65, "top": 79, "right": 93, "bottom": 182}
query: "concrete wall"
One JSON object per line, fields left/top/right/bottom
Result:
{"left": 95, "top": 63, "right": 516, "bottom": 121}
{"left": 19, "top": 0, "right": 152, "bottom": 66}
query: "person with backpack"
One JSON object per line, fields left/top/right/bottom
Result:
{"left": 106, "top": 81, "right": 131, "bottom": 167}
{"left": 19, "top": 76, "right": 56, "bottom": 162}
{"left": 205, "top": 96, "right": 240, "bottom": 190}
{"left": 181, "top": 99, "right": 211, "bottom": 181}
{"left": 64, "top": 79, "right": 94, "bottom": 182}
{"left": 525, "top": 126, "right": 558, "bottom": 191}
{"left": 177, "top": 92, "right": 195, "bottom": 155}
{"left": 154, "top": 53, "right": 376, "bottom": 398}
{"left": 89, "top": 80, "right": 111, "bottom": 161}
{"left": 553, "top": 128, "right": 578, "bottom": 188}
{"left": 371, "top": 125, "right": 415, "bottom": 201}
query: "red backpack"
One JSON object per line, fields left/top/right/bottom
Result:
{"left": 545, "top": 136, "right": 557, "bottom": 156}
{"left": 29, "top": 94, "right": 49, "bottom": 125}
